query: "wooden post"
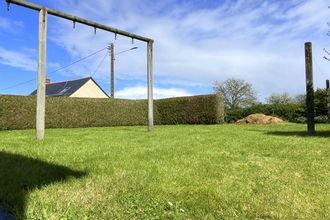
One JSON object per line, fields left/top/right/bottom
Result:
{"left": 327, "top": 79, "right": 330, "bottom": 123}
{"left": 147, "top": 41, "right": 153, "bottom": 132}
{"left": 304, "top": 42, "right": 315, "bottom": 134}
{"left": 36, "top": 8, "right": 47, "bottom": 140}
{"left": 110, "top": 43, "right": 114, "bottom": 98}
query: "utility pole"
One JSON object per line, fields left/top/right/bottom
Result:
{"left": 36, "top": 7, "right": 47, "bottom": 140}
{"left": 304, "top": 42, "right": 315, "bottom": 134}
{"left": 326, "top": 79, "right": 330, "bottom": 123}
{"left": 108, "top": 43, "right": 114, "bottom": 98}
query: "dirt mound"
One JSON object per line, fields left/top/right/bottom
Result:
{"left": 236, "top": 113, "right": 283, "bottom": 125}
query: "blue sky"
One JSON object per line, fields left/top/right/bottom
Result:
{"left": 0, "top": 0, "right": 329, "bottom": 100}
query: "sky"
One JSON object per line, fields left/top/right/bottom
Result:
{"left": 0, "top": 0, "right": 329, "bottom": 100}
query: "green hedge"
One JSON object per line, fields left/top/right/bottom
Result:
{"left": 0, "top": 94, "right": 224, "bottom": 130}
{"left": 225, "top": 104, "right": 306, "bottom": 123}
{"left": 155, "top": 94, "right": 224, "bottom": 124}
{"left": 0, "top": 95, "right": 148, "bottom": 130}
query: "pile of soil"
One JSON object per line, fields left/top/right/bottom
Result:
{"left": 236, "top": 113, "right": 283, "bottom": 125}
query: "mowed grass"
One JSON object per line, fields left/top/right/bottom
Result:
{"left": 0, "top": 124, "right": 329, "bottom": 219}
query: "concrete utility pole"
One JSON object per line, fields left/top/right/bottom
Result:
{"left": 326, "top": 79, "right": 330, "bottom": 123}
{"left": 109, "top": 43, "right": 114, "bottom": 98}
{"left": 36, "top": 7, "right": 47, "bottom": 140}
{"left": 304, "top": 42, "right": 315, "bottom": 134}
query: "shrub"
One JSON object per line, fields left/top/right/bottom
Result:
{"left": 0, "top": 95, "right": 148, "bottom": 130}
{"left": 0, "top": 94, "right": 224, "bottom": 130}
{"left": 292, "top": 116, "right": 307, "bottom": 124}
{"left": 225, "top": 103, "right": 306, "bottom": 123}
{"left": 314, "top": 116, "right": 328, "bottom": 124}
{"left": 155, "top": 94, "right": 224, "bottom": 125}
{"left": 314, "top": 89, "right": 328, "bottom": 116}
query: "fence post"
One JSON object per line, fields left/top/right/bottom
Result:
{"left": 36, "top": 7, "right": 47, "bottom": 140}
{"left": 147, "top": 41, "right": 153, "bottom": 132}
{"left": 304, "top": 42, "right": 315, "bottom": 134}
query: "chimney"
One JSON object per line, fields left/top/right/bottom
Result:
{"left": 46, "top": 78, "right": 51, "bottom": 84}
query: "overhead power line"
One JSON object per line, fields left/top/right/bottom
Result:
{"left": 0, "top": 47, "right": 107, "bottom": 92}
{"left": 91, "top": 51, "right": 109, "bottom": 77}
{"left": 313, "top": 56, "right": 329, "bottom": 80}
{"left": 48, "top": 47, "right": 107, "bottom": 75}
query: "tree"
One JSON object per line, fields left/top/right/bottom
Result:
{"left": 315, "top": 88, "right": 328, "bottom": 116}
{"left": 294, "top": 90, "right": 327, "bottom": 115}
{"left": 213, "top": 78, "right": 257, "bottom": 109}
{"left": 294, "top": 94, "right": 306, "bottom": 105}
{"left": 266, "top": 92, "right": 294, "bottom": 104}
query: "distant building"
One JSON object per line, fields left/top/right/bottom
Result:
{"left": 30, "top": 77, "right": 109, "bottom": 98}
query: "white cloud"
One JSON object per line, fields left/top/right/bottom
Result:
{"left": 116, "top": 86, "right": 191, "bottom": 99}
{"left": 0, "top": 18, "right": 11, "bottom": 29}
{"left": 0, "top": 17, "right": 23, "bottom": 31}
{"left": 0, "top": 47, "right": 37, "bottom": 71}
{"left": 0, "top": 47, "right": 61, "bottom": 73}
{"left": 45, "top": 0, "right": 330, "bottom": 100}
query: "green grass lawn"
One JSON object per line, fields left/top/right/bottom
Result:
{"left": 0, "top": 124, "right": 329, "bottom": 219}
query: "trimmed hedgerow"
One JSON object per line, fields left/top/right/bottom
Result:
{"left": 0, "top": 95, "right": 36, "bottom": 130}
{"left": 0, "top": 95, "right": 147, "bottom": 130}
{"left": 155, "top": 94, "right": 224, "bottom": 125}
{"left": 0, "top": 94, "right": 224, "bottom": 130}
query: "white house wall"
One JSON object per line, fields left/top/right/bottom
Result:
{"left": 70, "top": 79, "right": 108, "bottom": 98}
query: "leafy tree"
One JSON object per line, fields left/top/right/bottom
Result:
{"left": 315, "top": 88, "right": 327, "bottom": 116}
{"left": 293, "top": 89, "right": 327, "bottom": 115}
{"left": 266, "top": 93, "right": 294, "bottom": 104}
{"left": 213, "top": 78, "right": 257, "bottom": 109}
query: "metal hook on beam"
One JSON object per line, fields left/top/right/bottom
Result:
{"left": 132, "top": 38, "right": 134, "bottom": 44}
{"left": 73, "top": 20, "right": 76, "bottom": 29}
{"left": 114, "top": 33, "right": 117, "bottom": 40}
{"left": 6, "top": 1, "right": 10, "bottom": 11}
{"left": 94, "top": 27, "right": 97, "bottom": 34}
{"left": 41, "top": 7, "right": 46, "bottom": 22}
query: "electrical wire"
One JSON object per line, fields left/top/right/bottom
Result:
{"left": 0, "top": 47, "right": 108, "bottom": 92}
{"left": 313, "top": 56, "right": 329, "bottom": 80}
{"left": 91, "top": 51, "right": 109, "bottom": 77}
{"left": 48, "top": 47, "right": 108, "bottom": 75}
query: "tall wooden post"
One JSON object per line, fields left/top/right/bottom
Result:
{"left": 147, "top": 41, "right": 154, "bottom": 132}
{"left": 110, "top": 43, "right": 114, "bottom": 98}
{"left": 36, "top": 8, "right": 47, "bottom": 140}
{"left": 326, "top": 79, "right": 330, "bottom": 123}
{"left": 304, "top": 42, "right": 315, "bottom": 134}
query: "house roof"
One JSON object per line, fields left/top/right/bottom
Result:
{"left": 30, "top": 77, "right": 109, "bottom": 97}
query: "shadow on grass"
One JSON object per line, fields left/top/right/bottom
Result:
{"left": 0, "top": 151, "right": 86, "bottom": 220}
{"left": 265, "top": 130, "right": 330, "bottom": 137}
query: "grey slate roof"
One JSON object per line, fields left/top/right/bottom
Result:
{"left": 30, "top": 77, "right": 109, "bottom": 97}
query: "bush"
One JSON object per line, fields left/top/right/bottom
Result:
{"left": 0, "top": 95, "right": 148, "bottom": 130}
{"left": 314, "top": 116, "right": 328, "bottom": 124}
{"left": 314, "top": 89, "right": 328, "bottom": 116}
{"left": 155, "top": 94, "right": 224, "bottom": 124}
{"left": 0, "top": 94, "right": 224, "bottom": 130}
{"left": 292, "top": 116, "right": 307, "bottom": 124}
{"left": 225, "top": 103, "right": 306, "bottom": 123}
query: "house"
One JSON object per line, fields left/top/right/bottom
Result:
{"left": 30, "top": 77, "right": 109, "bottom": 98}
